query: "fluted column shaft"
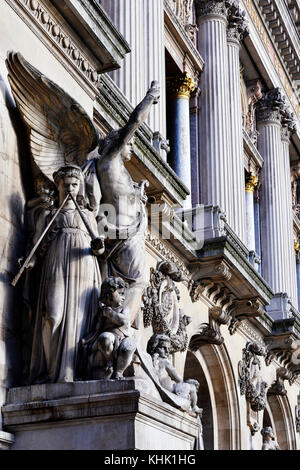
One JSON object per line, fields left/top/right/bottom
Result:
{"left": 281, "top": 128, "right": 298, "bottom": 306}
{"left": 257, "top": 91, "right": 292, "bottom": 297}
{"left": 227, "top": 29, "right": 247, "bottom": 243}
{"left": 196, "top": 2, "right": 231, "bottom": 219}
{"left": 167, "top": 74, "right": 196, "bottom": 208}
{"left": 101, "top": 0, "right": 166, "bottom": 135}
{"left": 245, "top": 174, "right": 258, "bottom": 252}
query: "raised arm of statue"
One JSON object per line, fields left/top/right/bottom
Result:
{"left": 99, "top": 81, "right": 160, "bottom": 160}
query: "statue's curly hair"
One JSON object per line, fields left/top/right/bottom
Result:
{"left": 100, "top": 277, "right": 128, "bottom": 302}
{"left": 147, "top": 334, "right": 170, "bottom": 356}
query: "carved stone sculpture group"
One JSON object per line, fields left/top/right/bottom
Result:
{"left": 7, "top": 51, "right": 200, "bottom": 420}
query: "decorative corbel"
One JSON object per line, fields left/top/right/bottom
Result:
{"left": 267, "top": 367, "right": 292, "bottom": 396}
{"left": 189, "top": 306, "right": 231, "bottom": 350}
{"left": 228, "top": 298, "right": 265, "bottom": 335}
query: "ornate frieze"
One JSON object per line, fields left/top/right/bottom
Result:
{"left": 145, "top": 232, "right": 190, "bottom": 279}
{"left": 166, "top": 73, "right": 197, "bottom": 99}
{"left": 166, "top": 0, "right": 194, "bottom": 26}
{"left": 9, "top": 0, "right": 102, "bottom": 92}
{"left": 142, "top": 261, "right": 191, "bottom": 353}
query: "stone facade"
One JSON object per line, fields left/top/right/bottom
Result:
{"left": 0, "top": 0, "right": 300, "bottom": 451}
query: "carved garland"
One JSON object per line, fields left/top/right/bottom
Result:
{"left": 142, "top": 261, "right": 191, "bottom": 354}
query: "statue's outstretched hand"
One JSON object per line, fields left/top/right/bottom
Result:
{"left": 148, "top": 81, "right": 160, "bottom": 104}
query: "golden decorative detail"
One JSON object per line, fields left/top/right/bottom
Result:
{"left": 166, "top": 73, "right": 196, "bottom": 99}
{"left": 294, "top": 239, "right": 300, "bottom": 256}
{"left": 245, "top": 174, "right": 258, "bottom": 193}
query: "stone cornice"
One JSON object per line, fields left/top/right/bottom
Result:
{"left": 256, "top": 0, "right": 300, "bottom": 83}
{"left": 242, "top": 0, "right": 300, "bottom": 126}
{"left": 4, "top": 0, "right": 130, "bottom": 99}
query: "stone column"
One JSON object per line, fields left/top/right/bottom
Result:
{"left": 296, "top": 250, "right": 300, "bottom": 312}
{"left": 245, "top": 173, "right": 260, "bottom": 269}
{"left": 226, "top": 2, "right": 248, "bottom": 243}
{"left": 281, "top": 113, "right": 298, "bottom": 306}
{"left": 167, "top": 73, "right": 196, "bottom": 208}
{"left": 101, "top": 0, "right": 166, "bottom": 136}
{"left": 195, "top": 1, "right": 231, "bottom": 221}
{"left": 256, "top": 89, "right": 295, "bottom": 309}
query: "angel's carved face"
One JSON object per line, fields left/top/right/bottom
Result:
{"left": 58, "top": 176, "right": 80, "bottom": 201}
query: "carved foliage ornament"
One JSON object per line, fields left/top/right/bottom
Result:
{"left": 142, "top": 261, "right": 191, "bottom": 353}
{"left": 238, "top": 342, "right": 267, "bottom": 412}
{"left": 167, "top": 0, "right": 194, "bottom": 26}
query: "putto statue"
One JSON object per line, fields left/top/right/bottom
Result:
{"left": 80, "top": 277, "right": 136, "bottom": 380}
{"left": 6, "top": 51, "right": 159, "bottom": 384}
{"left": 147, "top": 334, "right": 201, "bottom": 416}
{"left": 261, "top": 427, "right": 280, "bottom": 450}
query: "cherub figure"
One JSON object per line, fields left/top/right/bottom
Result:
{"left": 261, "top": 427, "right": 280, "bottom": 450}
{"left": 147, "top": 334, "right": 201, "bottom": 415}
{"left": 81, "top": 277, "right": 137, "bottom": 380}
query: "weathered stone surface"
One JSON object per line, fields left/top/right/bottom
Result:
{"left": 3, "top": 380, "right": 199, "bottom": 450}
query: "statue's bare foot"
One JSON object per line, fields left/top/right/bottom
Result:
{"left": 112, "top": 371, "right": 123, "bottom": 380}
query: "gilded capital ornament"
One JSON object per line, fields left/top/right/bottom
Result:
{"left": 294, "top": 239, "right": 300, "bottom": 257}
{"left": 166, "top": 73, "right": 197, "bottom": 100}
{"left": 245, "top": 174, "right": 258, "bottom": 193}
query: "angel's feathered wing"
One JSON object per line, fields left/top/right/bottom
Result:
{"left": 6, "top": 51, "right": 99, "bottom": 180}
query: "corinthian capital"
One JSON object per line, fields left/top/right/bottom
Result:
{"left": 166, "top": 73, "right": 197, "bottom": 99}
{"left": 256, "top": 88, "right": 286, "bottom": 124}
{"left": 227, "top": 0, "right": 249, "bottom": 43}
{"left": 195, "top": 0, "right": 228, "bottom": 21}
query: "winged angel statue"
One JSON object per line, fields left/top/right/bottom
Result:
{"left": 6, "top": 52, "right": 160, "bottom": 384}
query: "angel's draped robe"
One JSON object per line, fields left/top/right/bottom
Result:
{"left": 29, "top": 208, "right": 101, "bottom": 383}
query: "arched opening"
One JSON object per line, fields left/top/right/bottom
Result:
{"left": 268, "top": 395, "right": 297, "bottom": 450}
{"left": 184, "top": 350, "right": 214, "bottom": 449}
{"left": 184, "top": 343, "right": 240, "bottom": 450}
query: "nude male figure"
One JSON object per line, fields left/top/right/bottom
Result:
{"left": 94, "top": 81, "right": 160, "bottom": 327}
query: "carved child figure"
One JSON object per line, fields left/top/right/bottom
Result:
{"left": 261, "top": 427, "right": 280, "bottom": 450}
{"left": 81, "top": 277, "right": 137, "bottom": 380}
{"left": 147, "top": 334, "right": 201, "bottom": 415}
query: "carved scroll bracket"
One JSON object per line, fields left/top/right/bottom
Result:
{"left": 267, "top": 367, "right": 292, "bottom": 396}
{"left": 189, "top": 260, "right": 265, "bottom": 348}
{"left": 265, "top": 318, "right": 300, "bottom": 384}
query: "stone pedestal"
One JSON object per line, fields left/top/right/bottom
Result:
{"left": 2, "top": 380, "right": 199, "bottom": 450}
